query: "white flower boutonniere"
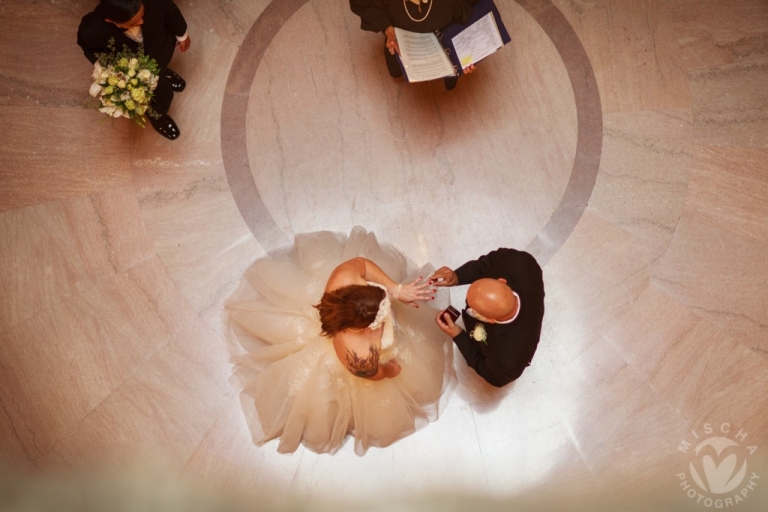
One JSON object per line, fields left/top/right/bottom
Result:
{"left": 470, "top": 323, "right": 488, "bottom": 345}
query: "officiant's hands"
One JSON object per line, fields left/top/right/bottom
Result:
{"left": 463, "top": 63, "right": 476, "bottom": 74}
{"left": 429, "top": 267, "right": 458, "bottom": 287}
{"left": 384, "top": 26, "right": 400, "bottom": 55}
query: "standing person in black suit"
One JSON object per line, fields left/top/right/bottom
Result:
{"left": 431, "top": 248, "right": 545, "bottom": 387}
{"left": 77, "top": 0, "right": 191, "bottom": 140}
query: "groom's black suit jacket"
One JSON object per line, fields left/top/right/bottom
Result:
{"left": 452, "top": 248, "right": 545, "bottom": 387}
{"left": 77, "top": 0, "right": 187, "bottom": 67}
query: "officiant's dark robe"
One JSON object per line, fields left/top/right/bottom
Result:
{"left": 349, "top": 0, "right": 478, "bottom": 33}
{"left": 452, "top": 248, "right": 545, "bottom": 387}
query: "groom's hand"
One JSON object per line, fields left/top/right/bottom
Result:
{"left": 429, "top": 267, "right": 458, "bottom": 287}
{"left": 176, "top": 36, "right": 191, "bottom": 53}
{"left": 436, "top": 311, "right": 462, "bottom": 338}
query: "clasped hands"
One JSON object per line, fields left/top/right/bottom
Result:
{"left": 384, "top": 26, "right": 477, "bottom": 74}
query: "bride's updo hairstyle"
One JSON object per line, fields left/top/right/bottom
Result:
{"left": 315, "top": 285, "right": 386, "bottom": 337}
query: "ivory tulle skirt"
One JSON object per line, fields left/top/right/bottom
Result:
{"left": 224, "top": 227, "right": 456, "bottom": 455}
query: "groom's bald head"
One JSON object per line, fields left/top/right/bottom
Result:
{"left": 466, "top": 278, "right": 517, "bottom": 322}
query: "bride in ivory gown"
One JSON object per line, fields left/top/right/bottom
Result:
{"left": 224, "top": 227, "right": 456, "bottom": 455}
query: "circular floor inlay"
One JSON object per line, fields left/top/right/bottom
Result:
{"left": 221, "top": 0, "right": 602, "bottom": 265}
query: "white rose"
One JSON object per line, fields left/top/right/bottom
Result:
{"left": 113, "top": 108, "right": 125, "bottom": 118}
{"left": 117, "top": 80, "right": 126, "bottom": 88}
{"left": 91, "top": 62, "right": 103, "bottom": 80}
{"left": 129, "top": 58, "right": 139, "bottom": 68}
{"left": 137, "top": 69, "right": 152, "bottom": 82}
{"left": 89, "top": 82, "right": 103, "bottom": 97}
{"left": 127, "top": 69, "right": 136, "bottom": 78}
{"left": 99, "top": 106, "right": 116, "bottom": 116}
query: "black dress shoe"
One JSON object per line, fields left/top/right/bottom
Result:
{"left": 164, "top": 69, "right": 186, "bottom": 92}
{"left": 444, "top": 75, "right": 459, "bottom": 91}
{"left": 149, "top": 113, "right": 180, "bottom": 140}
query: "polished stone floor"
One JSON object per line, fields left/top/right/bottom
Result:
{"left": 1, "top": 0, "right": 767, "bottom": 509}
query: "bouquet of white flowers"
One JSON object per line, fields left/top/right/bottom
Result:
{"left": 89, "top": 38, "right": 160, "bottom": 127}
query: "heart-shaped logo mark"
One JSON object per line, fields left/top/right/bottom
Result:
{"left": 690, "top": 437, "right": 748, "bottom": 494}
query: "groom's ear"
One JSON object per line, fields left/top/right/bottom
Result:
{"left": 497, "top": 278, "right": 507, "bottom": 284}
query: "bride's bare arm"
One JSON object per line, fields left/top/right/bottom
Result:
{"left": 326, "top": 258, "right": 435, "bottom": 306}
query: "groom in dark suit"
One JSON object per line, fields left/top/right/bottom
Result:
{"left": 77, "top": 0, "right": 191, "bottom": 140}
{"left": 432, "top": 248, "right": 545, "bottom": 387}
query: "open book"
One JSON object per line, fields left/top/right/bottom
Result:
{"left": 396, "top": 0, "right": 511, "bottom": 83}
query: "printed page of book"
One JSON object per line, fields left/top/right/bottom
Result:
{"left": 451, "top": 12, "right": 504, "bottom": 68}
{"left": 395, "top": 28, "right": 456, "bottom": 82}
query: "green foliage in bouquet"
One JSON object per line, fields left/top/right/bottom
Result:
{"left": 97, "top": 38, "right": 160, "bottom": 75}
{"left": 89, "top": 38, "right": 161, "bottom": 127}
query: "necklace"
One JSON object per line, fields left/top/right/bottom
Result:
{"left": 404, "top": 0, "right": 432, "bottom": 23}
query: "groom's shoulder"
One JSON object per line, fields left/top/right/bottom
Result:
{"left": 488, "top": 248, "right": 540, "bottom": 269}
{"left": 78, "top": 6, "right": 108, "bottom": 35}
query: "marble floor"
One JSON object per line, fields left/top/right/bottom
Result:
{"left": 1, "top": 0, "right": 768, "bottom": 510}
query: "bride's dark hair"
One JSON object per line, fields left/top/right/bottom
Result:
{"left": 315, "top": 285, "right": 386, "bottom": 337}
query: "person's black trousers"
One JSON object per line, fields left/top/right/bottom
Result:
{"left": 151, "top": 71, "right": 174, "bottom": 115}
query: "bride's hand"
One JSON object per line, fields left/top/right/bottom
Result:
{"left": 392, "top": 276, "right": 436, "bottom": 308}
{"left": 385, "top": 361, "right": 402, "bottom": 378}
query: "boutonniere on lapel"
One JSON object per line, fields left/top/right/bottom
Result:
{"left": 470, "top": 323, "right": 488, "bottom": 344}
